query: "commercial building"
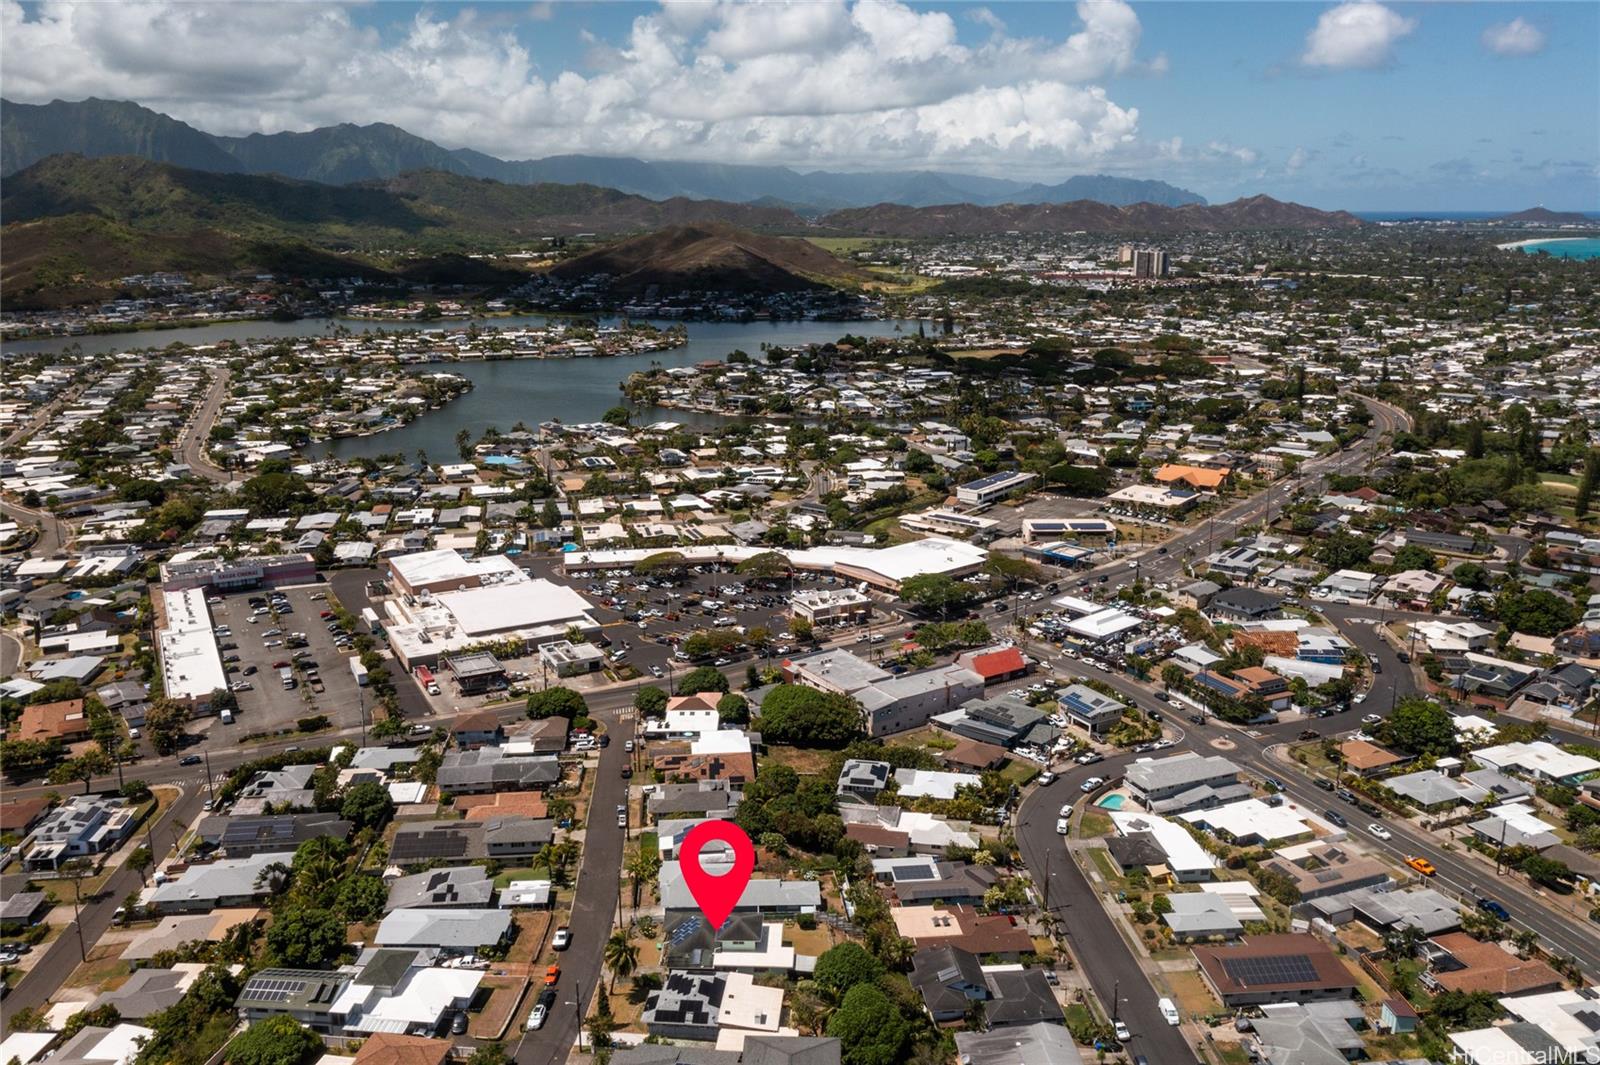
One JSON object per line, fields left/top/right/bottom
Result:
{"left": 385, "top": 548, "right": 524, "bottom": 596}
{"left": 789, "top": 588, "right": 873, "bottom": 628}
{"left": 159, "top": 554, "right": 317, "bottom": 592}
{"left": 781, "top": 648, "right": 984, "bottom": 737}
{"left": 382, "top": 550, "right": 600, "bottom": 671}
{"left": 537, "top": 639, "right": 605, "bottom": 677}
{"left": 955, "top": 470, "right": 1038, "bottom": 507}
{"left": 156, "top": 587, "right": 227, "bottom": 714}
{"left": 1020, "top": 518, "right": 1118, "bottom": 545}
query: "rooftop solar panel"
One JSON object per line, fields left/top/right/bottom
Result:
{"left": 1219, "top": 954, "right": 1319, "bottom": 987}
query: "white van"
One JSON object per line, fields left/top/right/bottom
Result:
{"left": 1159, "top": 998, "right": 1180, "bottom": 1025}
{"left": 219, "top": 708, "right": 234, "bottom": 724}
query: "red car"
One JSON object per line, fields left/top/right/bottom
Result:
{"left": 319, "top": 610, "right": 333, "bottom": 619}
{"left": 272, "top": 660, "right": 290, "bottom": 669}
{"left": 544, "top": 965, "right": 560, "bottom": 986}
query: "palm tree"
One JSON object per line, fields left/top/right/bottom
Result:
{"left": 602, "top": 929, "right": 639, "bottom": 993}
{"left": 1512, "top": 929, "right": 1540, "bottom": 958}
{"left": 255, "top": 861, "right": 292, "bottom": 895}
{"left": 624, "top": 847, "right": 661, "bottom": 908}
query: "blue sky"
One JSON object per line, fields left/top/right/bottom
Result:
{"left": 5, "top": 1, "right": 1596, "bottom": 209}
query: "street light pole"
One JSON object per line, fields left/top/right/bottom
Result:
{"left": 203, "top": 748, "right": 215, "bottom": 805}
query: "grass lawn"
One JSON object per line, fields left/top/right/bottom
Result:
{"left": 638, "top": 832, "right": 659, "bottom": 859}
{"left": 493, "top": 866, "right": 553, "bottom": 889}
{"left": 998, "top": 760, "right": 1039, "bottom": 788}
{"left": 1080, "top": 810, "right": 1114, "bottom": 838}
{"left": 1088, "top": 847, "right": 1122, "bottom": 882}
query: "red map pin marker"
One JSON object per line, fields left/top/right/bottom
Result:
{"left": 679, "top": 820, "right": 755, "bottom": 929}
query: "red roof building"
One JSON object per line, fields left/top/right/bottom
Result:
{"left": 956, "top": 646, "right": 1028, "bottom": 684}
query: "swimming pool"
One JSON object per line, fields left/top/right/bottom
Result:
{"left": 1096, "top": 794, "right": 1125, "bottom": 810}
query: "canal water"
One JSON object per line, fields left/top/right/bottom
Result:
{"left": 4, "top": 315, "right": 915, "bottom": 461}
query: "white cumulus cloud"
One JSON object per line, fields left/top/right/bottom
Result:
{"left": 0, "top": 0, "right": 1169, "bottom": 179}
{"left": 1481, "top": 17, "right": 1546, "bottom": 58}
{"left": 1302, "top": 1, "right": 1416, "bottom": 70}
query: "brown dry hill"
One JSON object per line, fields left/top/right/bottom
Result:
{"left": 549, "top": 223, "right": 872, "bottom": 293}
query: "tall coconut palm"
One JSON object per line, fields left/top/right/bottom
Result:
{"left": 254, "top": 861, "right": 292, "bottom": 895}
{"left": 602, "top": 929, "right": 639, "bottom": 994}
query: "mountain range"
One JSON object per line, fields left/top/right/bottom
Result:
{"left": 1, "top": 97, "right": 1208, "bottom": 211}
{"left": 1, "top": 153, "right": 1365, "bottom": 309}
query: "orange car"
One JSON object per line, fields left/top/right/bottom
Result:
{"left": 1405, "top": 856, "right": 1437, "bottom": 876}
{"left": 544, "top": 964, "right": 561, "bottom": 986}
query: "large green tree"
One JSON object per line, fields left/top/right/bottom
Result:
{"left": 527, "top": 686, "right": 587, "bottom": 720}
{"left": 1383, "top": 698, "right": 1456, "bottom": 756}
{"left": 754, "top": 685, "right": 863, "bottom": 747}
{"left": 224, "top": 1015, "right": 323, "bottom": 1065}
{"left": 340, "top": 780, "right": 395, "bottom": 832}
{"left": 265, "top": 907, "right": 347, "bottom": 968}
{"left": 898, "top": 574, "right": 978, "bottom": 617}
{"left": 826, "top": 984, "right": 911, "bottom": 1065}
{"left": 677, "top": 666, "right": 730, "bottom": 696}
{"left": 814, "top": 942, "right": 884, "bottom": 997}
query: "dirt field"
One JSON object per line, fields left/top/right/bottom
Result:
{"left": 469, "top": 975, "right": 530, "bottom": 1039}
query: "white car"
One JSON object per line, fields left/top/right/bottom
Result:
{"left": 1080, "top": 776, "right": 1105, "bottom": 793}
{"left": 1362, "top": 714, "right": 1383, "bottom": 725}
{"left": 551, "top": 928, "right": 571, "bottom": 950}
{"left": 1055, "top": 818, "right": 1069, "bottom": 835}
{"left": 1059, "top": 803, "right": 1074, "bottom": 818}
{"left": 1113, "top": 1020, "right": 1132, "bottom": 1042}
{"left": 1367, "top": 823, "right": 1392, "bottom": 841}
{"left": 1076, "top": 752, "right": 1102, "bottom": 765}
{"left": 525, "top": 1004, "right": 548, "bottom": 1031}
{"left": 1354, "top": 693, "right": 1368, "bottom": 704}
{"left": 1037, "top": 771, "right": 1056, "bottom": 786}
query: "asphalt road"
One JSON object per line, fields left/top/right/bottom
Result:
{"left": 180, "top": 368, "right": 234, "bottom": 484}
{"left": 1017, "top": 755, "right": 1202, "bottom": 1064}
{"left": 514, "top": 693, "right": 635, "bottom": 1065}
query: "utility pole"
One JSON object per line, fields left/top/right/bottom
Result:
{"left": 203, "top": 748, "right": 215, "bottom": 805}
{"left": 1111, "top": 979, "right": 1121, "bottom": 1023}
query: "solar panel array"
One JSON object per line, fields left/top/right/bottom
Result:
{"left": 241, "top": 975, "right": 307, "bottom": 1003}
{"left": 1219, "top": 954, "right": 1319, "bottom": 987}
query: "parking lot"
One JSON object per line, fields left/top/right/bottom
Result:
{"left": 208, "top": 583, "right": 372, "bottom": 738}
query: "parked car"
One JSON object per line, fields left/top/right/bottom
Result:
{"left": 1055, "top": 818, "right": 1069, "bottom": 835}
{"left": 1080, "top": 776, "right": 1105, "bottom": 793}
{"left": 1037, "top": 771, "right": 1056, "bottom": 786}
{"left": 545, "top": 965, "right": 561, "bottom": 986}
{"left": 1113, "top": 1021, "right": 1132, "bottom": 1042}
{"left": 552, "top": 927, "right": 571, "bottom": 950}
{"left": 1477, "top": 897, "right": 1510, "bottom": 921}
{"left": 1315, "top": 778, "right": 1336, "bottom": 792}
{"left": 525, "top": 1003, "right": 548, "bottom": 1031}
{"left": 451, "top": 1011, "right": 468, "bottom": 1035}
